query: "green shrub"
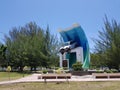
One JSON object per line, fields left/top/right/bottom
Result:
{"left": 23, "top": 66, "right": 28, "bottom": 71}
{"left": 54, "top": 67, "right": 60, "bottom": 70}
{"left": 42, "top": 70, "right": 47, "bottom": 74}
{"left": 104, "top": 69, "right": 112, "bottom": 73}
{"left": 63, "top": 67, "right": 68, "bottom": 70}
{"left": 96, "top": 70, "right": 104, "bottom": 73}
{"left": 6, "top": 66, "right": 11, "bottom": 72}
{"left": 55, "top": 68, "right": 64, "bottom": 74}
{"left": 104, "top": 69, "right": 118, "bottom": 73}
{"left": 72, "top": 62, "right": 83, "bottom": 71}
{"left": 111, "top": 69, "right": 118, "bottom": 73}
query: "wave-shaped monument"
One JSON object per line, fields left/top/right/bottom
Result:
{"left": 59, "top": 24, "right": 90, "bottom": 69}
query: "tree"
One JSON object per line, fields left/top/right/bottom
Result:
{"left": 0, "top": 44, "right": 7, "bottom": 67}
{"left": 5, "top": 22, "right": 59, "bottom": 71}
{"left": 44, "top": 26, "right": 59, "bottom": 67}
{"left": 90, "top": 53, "right": 106, "bottom": 69}
{"left": 94, "top": 17, "right": 120, "bottom": 70}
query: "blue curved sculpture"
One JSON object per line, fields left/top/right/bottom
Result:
{"left": 59, "top": 24, "right": 90, "bottom": 69}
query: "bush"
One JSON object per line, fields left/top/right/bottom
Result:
{"left": 54, "top": 67, "right": 60, "bottom": 70}
{"left": 72, "top": 62, "right": 83, "bottom": 71}
{"left": 42, "top": 70, "right": 48, "bottom": 74}
{"left": 96, "top": 70, "right": 104, "bottom": 73}
{"left": 6, "top": 66, "right": 11, "bottom": 72}
{"left": 63, "top": 67, "right": 68, "bottom": 70}
{"left": 104, "top": 69, "right": 112, "bottom": 73}
{"left": 104, "top": 69, "right": 118, "bottom": 73}
{"left": 55, "top": 68, "right": 64, "bottom": 74}
{"left": 23, "top": 66, "right": 28, "bottom": 71}
{"left": 111, "top": 69, "right": 118, "bottom": 73}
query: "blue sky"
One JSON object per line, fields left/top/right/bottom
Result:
{"left": 0, "top": 0, "right": 120, "bottom": 51}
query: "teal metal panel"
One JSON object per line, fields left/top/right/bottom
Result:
{"left": 69, "top": 52, "right": 76, "bottom": 68}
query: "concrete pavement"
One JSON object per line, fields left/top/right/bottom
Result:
{"left": 0, "top": 74, "right": 120, "bottom": 85}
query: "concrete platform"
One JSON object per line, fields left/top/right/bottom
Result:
{"left": 0, "top": 74, "right": 120, "bottom": 85}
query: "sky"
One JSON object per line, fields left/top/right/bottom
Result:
{"left": 0, "top": 0, "right": 120, "bottom": 52}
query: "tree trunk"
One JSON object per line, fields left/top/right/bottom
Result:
{"left": 34, "top": 66, "right": 37, "bottom": 71}
{"left": 19, "top": 66, "right": 23, "bottom": 72}
{"left": 30, "top": 67, "right": 33, "bottom": 71}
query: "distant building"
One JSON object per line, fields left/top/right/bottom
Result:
{"left": 59, "top": 24, "right": 90, "bottom": 69}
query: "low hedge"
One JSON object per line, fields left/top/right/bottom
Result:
{"left": 72, "top": 62, "right": 83, "bottom": 71}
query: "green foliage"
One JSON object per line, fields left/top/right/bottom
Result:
{"left": 0, "top": 44, "right": 7, "bottom": 67}
{"left": 111, "top": 69, "right": 118, "bottom": 73}
{"left": 96, "top": 70, "right": 104, "bottom": 73}
{"left": 93, "top": 16, "right": 120, "bottom": 70}
{"left": 72, "top": 62, "right": 83, "bottom": 71}
{"left": 42, "top": 69, "right": 48, "bottom": 74}
{"left": 55, "top": 68, "right": 64, "bottom": 74}
{"left": 104, "top": 69, "right": 118, "bottom": 73}
{"left": 6, "top": 66, "right": 11, "bottom": 72}
{"left": 90, "top": 53, "right": 104, "bottom": 68}
{"left": 63, "top": 67, "right": 69, "bottom": 70}
{"left": 104, "top": 69, "right": 113, "bottom": 73}
{"left": 54, "top": 67, "right": 60, "bottom": 70}
{"left": 23, "top": 66, "right": 28, "bottom": 71}
{"left": 4, "top": 22, "right": 60, "bottom": 71}
{"left": 23, "top": 66, "right": 28, "bottom": 77}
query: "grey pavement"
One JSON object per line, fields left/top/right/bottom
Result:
{"left": 0, "top": 74, "right": 120, "bottom": 85}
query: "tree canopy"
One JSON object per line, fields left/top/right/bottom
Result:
{"left": 3, "top": 22, "right": 60, "bottom": 71}
{"left": 0, "top": 44, "right": 7, "bottom": 67}
{"left": 93, "top": 17, "right": 120, "bottom": 70}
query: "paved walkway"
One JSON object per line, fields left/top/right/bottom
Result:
{"left": 0, "top": 74, "right": 120, "bottom": 85}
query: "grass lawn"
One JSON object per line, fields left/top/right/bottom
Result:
{"left": 0, "top": 81, "right": 120, "bottom": 90}
{"left": 0, "top": 72, "right": 30, "bottom": 81}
